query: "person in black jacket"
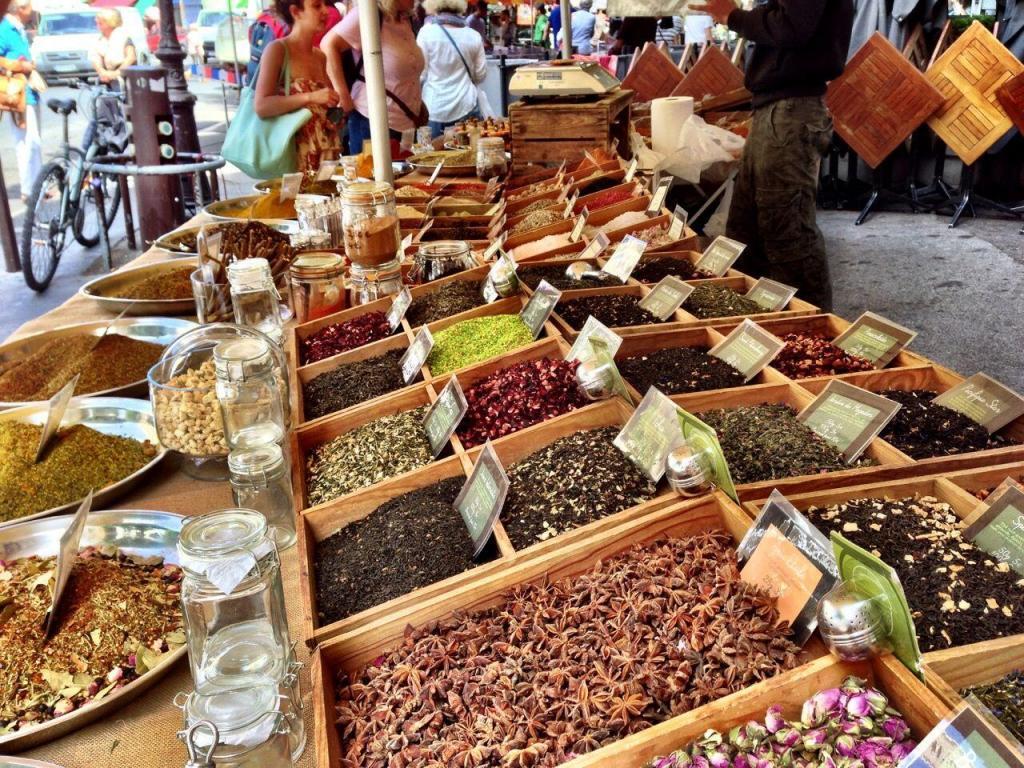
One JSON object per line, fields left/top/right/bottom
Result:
{"left": 691, "top": 0, "right": 853, "bottom": 310}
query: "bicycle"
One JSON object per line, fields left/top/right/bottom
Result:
{"left": 19, "top": 81, "right": 129, "bottom": 292}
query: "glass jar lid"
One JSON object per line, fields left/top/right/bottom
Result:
{"left": 341, "top": 181, "right": 395, "bottom": 207}
{"left": 289, "top": 252, "right": 344, "bottom": 279}
{"left": 177, "top": 509, "right": 273, "bottom": 582}
{"left": 213, "top": 338, "right": 275, "bottom": 383}
{"left": 477, "top": 137, "right": 505, "bottom": 151}
{"left": 416, "top": 240, "right": 471, "bottom": 261}
{"left": 229, "top": 443, "right": 285, "bottom": 481}
{"left": 349, "top": 259, "right": 402, "bottom": 278}
{"left": 226, "top": 258, "right": 273, "bottom": 291}
{"left": 231, "top": 422, "right": 286, "bottom": 451}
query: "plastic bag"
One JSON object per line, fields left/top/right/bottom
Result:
{"left": 657, "top": 115, "right": 745, "bottom": 185}
{"left": 703, "top": 177, "right": 734, "bottom": 239}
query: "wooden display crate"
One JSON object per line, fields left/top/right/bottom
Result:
{"left": 573, "top": 180, "right": 646, "bottom": 217}
{"left": 799, "top": 365, "right": 1024, "bottom": 474}
{"left": 516, "top": 256, "right": 605, "bottom": 292}
{"left": 403, "top": 264, "right": 491, "bottom": 330}
{"left": 715, "top": 313, "right": 933, "bottom": 383}
{"left": 670, "top": 381, "right": 913, "bottom": 499}
{"left": 510, "top": 235, "right": 589, "bottom": 263}
{"left": 509, "top": 91, "right": 633, "bottom": 172}
{"left": 923, "top": 636, "right": 1024, "bottom": 718}
{"left": 289, "top": 295, "right": 410, "bottom": 370}
{"left": 597, "top": 211, "right": 670, "bottom": 245}
{"left": 506, "top": 187, "right": 564, "bottom": 217}
{"left": 505, "top": 216, "right": 575, "bottom": 257}
{"left": 297, "top": 454, "right": 519, "bottom": 647}
{"left": 942, "top": 460, "right": 1024, "bottom": 499}
{"left": 610, "top": 249, "right": 748, "bottom": 283}
{"left": 680, "top": 275, "right": 820, "bottom": 327}
{"left": 569, "top": 167, "right": 626, "bottom": 194}
{"left": 548, "top": 283, "right": 691, "bottom": 338}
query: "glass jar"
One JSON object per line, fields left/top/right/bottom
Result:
{"left": 408, "top": 240, "right": 475, "bottom": 284}
{"left": 341, "top": 181, "right": 401, "bottom": 268}
{"left": 179, "top": 684, "right": 294, "bottom": 768}
{"left": 213, "top": 337, "right": 286, "bottom": 450}
{"left": 228, "top": 258, "right": 284, "bottom": 346}
{"left": 476, "top": 137, "right": 507, "bottom": 180}
{"left": 178, "top": 510, "right": 291, "bottom": 694}
{"left": 349, "top": 258, "right": 404, "bottom": 306}
{"left": 229, "top": 443, "right": 296, "bottom": 550}
{"left": 289, "top": 252, "right": 346, "bottom": 323}
{"left": 191, "top": 267, "right": 233, "bottom": 325}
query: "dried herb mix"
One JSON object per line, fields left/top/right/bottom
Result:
{"left": 457, "top": 358, "right": 586, "bottom": 448}
{"left": 427, "top": 315, "right": 534, "bottom": 375}
{"left": 300, "top": 311, "right": 395, "bottom": 365}
{"left": 303, "top": 348, "right": 408, "bottom": 420}
{"left": 557, "top": 294, "right": 667, "bottom": 330}
{"left": 335, "top": 533, "right": 800, "bottom": 767}
{"left": 314, "top": 477, "right": 495, "bottom": 625}
{"left": 305, "top": 406, "right": 433, "bottom": 505}
{"left": 879, "top": 389, "right": 1012, "bottom": 458}
{"left": 518, "top": 265, "right": 618, "bottom": 291}
{"left": 683, "top": 284, "right": 765, "bottom": 319}
{"left": 701, "top": 404, "right": 855, "bottom": 484}
{"left": 962, "top": 672, "right": 1024, "bottom": 743}
{"left": 0, "top": 547, "right": 184, "bottom": 733}
{"left": 619, "top": 346, "right": 746, "bottom": 395}
{"left": 503, "top": 426, "right": 657, "bottom": 548}
{"left": 510, "top": 209, "right": 563, "bottom": 236}
{"left": 0, "top": 422, "right": 156, "bottom": 524}
{"left": 806, "top": 495, "right": 1024, "bottom": 651}
{"left": 109, "top": 266, "right": 195, "bottom": 301}
{"left": 405, "top": 280, "right": 485, "bottom": 326}
{"left": 773, "top": 332, "right": 874, "bottom": 379}
{"left": 632, "top": 256, "right": 713, "bottom": 284}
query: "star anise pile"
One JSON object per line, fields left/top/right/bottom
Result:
{"left": 335, "top": 532, "right": 800, "bottom": 767}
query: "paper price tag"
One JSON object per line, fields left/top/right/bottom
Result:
{"left": 737, "top": 490, "right": 838, "bottom": 645}
{"left": 428, "top": 160, "right": 446, "bottom": 185}
{"left": 400, "top": 233, "right": 414, "bottom": 254}
{"left": 833, "top": 311, "right": 916, "bottom": 368}
{"left": 423, "top": 375, "right": 468, "bottom": 458}
{"left": 676, "top": 406, "right": 738, "bottom": 502}
{"left": 695, "top": 235, "right": 746, "bottom": 276}
{"left": 570, "top": 208, "right": 589, "bottom": 243}
{"left": 708, "top": 319, "right": 785, "bottom": 382}
{"left": 563, "top": 191, "right": 579, "bottom": 219}
{"left": 646, "top": 177, "right": 672, "bottom": 215}
{"left": 745, "top": 277, "right": 798, "bottom": 311}
{"left": 624, "top": 157, "right": 638, "bottom": 183}
{"left": 280, "top": 172, "right": 303, "bottom": 201}
{"left": 198, "top": 228, "right": 222, "bottom": 265}
{"left": 668, "top": 205, "right": 689, "bottom": 240}
{"left": 638, "top": 276, "right": 693, "bottom": 320}
{"left": 400, "top": 327, "right": 434, "bottom": 384}
{"left": 964, "top": 478, "right": 1024, "bottom": 575}
{"left": 386, "top": 287, "right": 412, "bottom": 331}
{"left": 578, "top": 232, "right": 610, "bottom": 262}
{"left": 798, "top": 380, "right": 902, "bottom": 463}
{"left": 455, "top": 441, "right": 509, "bottom": 558}
{"left": 602, "top": 235, "right": 646, "bottom": 283}
{"left": 316, "top": 160, "right": 339, "bottom": 182}
{"left": 44, "top": 490, "right": 93, "bottom": 637}
{"left": 520, "top": 280, "right": 561, "bottom": 338}
{"left": 35, "top": 374, "right": 80, "bottom": 462}
{"left": 614, "top": 387, "right": 683, "bottom": 482}
{"left": 903, "top": 698, "right": 1024, "bottom": 768}
{"left": 483, "top": 234, "right": 506, "bottom": 262}
{"left": 933, "top": 373, "right": 1024, "bottom": 433}
{"left": 831, "top": 531, "right": 922, "bottom": 678}
{"left": 568, "top": 316, "right": 623, "bottom": 363}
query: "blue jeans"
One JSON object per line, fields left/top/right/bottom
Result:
{"left": 345, "top": 110, "right": 403, "bottom": 155}
{"left": 428, "top": 108, "right": 481, "bottom": 139}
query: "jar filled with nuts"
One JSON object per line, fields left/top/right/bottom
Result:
{"left": 148, "top": 350, "right": 231, "bottom": 480}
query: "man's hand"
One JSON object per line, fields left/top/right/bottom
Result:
{"left": 691, "top": 0, "right": 736, "bottom": 25}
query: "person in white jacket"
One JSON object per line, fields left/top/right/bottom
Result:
{"left": 417, "top": 0, "right": 488, "bottom": 138}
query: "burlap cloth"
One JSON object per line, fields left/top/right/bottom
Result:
{"left": 6, "top": 225, "right": 319, "bottom": 768}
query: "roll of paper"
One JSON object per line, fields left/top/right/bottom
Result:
{"left": 651, "top": 96, "right": 695, "bottom": 157}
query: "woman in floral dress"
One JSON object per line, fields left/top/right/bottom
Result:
{"left": 255, "top": 0, "right": 341, "bottom": 172}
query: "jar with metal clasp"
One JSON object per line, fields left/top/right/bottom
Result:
{"left": 408, "top": 240, "right": 475, "bottom": 284}
{"left": 341, "top": 181, "right": 401, "bottom": 268}
{"left": 349, "top": 258, "right": 404, "bottom": 306}
{"left": 289, "top": 252, "right": 346, "bottom": 323}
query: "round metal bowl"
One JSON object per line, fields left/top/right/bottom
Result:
{"left": 0, "top": 317, "right": 197, "bottom": 409}
{"left": 0, "top": 397, "right": 168, "bottom": 528}
{"left": 252, "top": 177, "right": 340, "bottom": 196}
{"left": 153, "top": 220, "right": 299, "bottom": 257}
{"left": 0, "top": 509, "right": 186, "bottom": 751}
{"left": 203, "top": 193, "right": 328, "bottom": 222}
{"left": 408, "top": 151, "right": 477, "bottom": 177}
{"left": 79, "top": 259, "right": 199, "bottom": 316}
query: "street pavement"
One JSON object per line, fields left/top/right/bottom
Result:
{"left": 0, "top": 83, "right": 1022, "bottom": 393}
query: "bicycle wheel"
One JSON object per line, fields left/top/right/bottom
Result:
{"left": 20, "top": 161, "right": 68, "bottom": 292}
{"left": 73, "top": 170, "right": 121, "bottom": 247}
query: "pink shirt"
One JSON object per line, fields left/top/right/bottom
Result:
{"left": 336, "top": 10, "right": 425, "bottom": 132}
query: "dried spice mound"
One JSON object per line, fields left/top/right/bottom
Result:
{"left": 306, "top": 406, "right": 433, "bottom": 506}
{"left": 110, "top": 266, "right": 195, "bottom": 301}
{"left": 334, "top": 532, "right": 800, "bottom": 768}
{"left": 558, "top": 294, "right": 666, "bottom": 330}
{"left": 303, "top": 349, "right": 407, "bottom": 420}
{"left": 510, "top": 209, "right": 563, "bottom": 236}
{"left": 879, "top": 389, "right": 1012, "bottom": 459}
{"left": 314, "top": 477, "right": 494, "bottom": 625}
{"left": 579, "top": 186, "right": 633, "bottom": 211}
{"left": 0, "top": 423, "right": 156, "bottom": 524}
{"left": 701, "top": 404, "right": 854, "bottom": 484}
{"left": 406, "top": 281, "right": 485, "bottom": 327}
{"left": 683, "top": 284, "right": 765, "bottom": 319}
{"left": 0, "top": 333, "right": 164, "bottom": 402}
{"left": 0, "top": 548, "right": 184, "bottom": 732}
{"left": 633, "top": 256, "right": 712, "bottom": 284}
{"left": 963, "top": 671, "right": 1024, "bottom": 743}
{"left": 503, "top": 426, "right": 657, "bottom": 548}
{"left": 806, "top": 495, "right": 1024, "bottom": 652}
{"left": 427, "top": 315, "right": 534, "bottom": 376}
{"left": 457, "top": 358, "right": 587, "bottom": 448}
{"left": 626, "top": 225, "right": 675, "bottom": 249}
{"left": 300, "top": 312, "right": 394, "bottom": 365}
{"left": 773, "top": 333, "right": 874, "bottom": 379}
{"left": 619, "top": 347, "right": 746, "bottom": 396}
{"left": 518, "top": 265, "right": 617, "bottom": 291}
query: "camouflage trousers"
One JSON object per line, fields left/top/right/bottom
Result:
{"left": 726, "top": 96, "right": 834, "bottom": 311}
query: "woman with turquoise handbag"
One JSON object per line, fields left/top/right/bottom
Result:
{"left": 223, "top": 0, "right": 340, "bottom": 177}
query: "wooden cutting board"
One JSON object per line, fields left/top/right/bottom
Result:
{"left": 996, "top": 71, "right": 1024, "bottom": 134}
{"left": 670, "top": 46, "right": 746, "bottom": 101}
{"left": 826, "top": 32, "right": 945, "bottom": 169}
{"left": 621, "top": 43, "right": 685, "bottom": 103}
{"left": 925, "top": 21, "right": 1021, "bottom": 165}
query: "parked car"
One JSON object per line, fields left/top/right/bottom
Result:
{"left": 193, "top": 9, "right": 244, "bottom": 62}
{"left": 31, "top": 4, "right": 150, "bottom": 83}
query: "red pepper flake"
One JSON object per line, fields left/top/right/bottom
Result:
{"left": 773, "top": 332, "right": 874, "bottom": 378}
{"left": 456, "top": 358, "right": 587, "bottom": 448}
{"left": 576, "top": 187, "right": 633, "bottom": 213}
{"left": 301, "top": 311, "right": 394, "bottom": 364}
